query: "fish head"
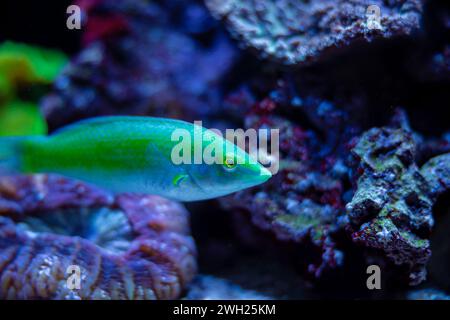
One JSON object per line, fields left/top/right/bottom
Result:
{"left": 213, "top": 146, "right": 273, "bottom": 193}
{"left": 182, "top": 130, "right": 272, "bottom": 200}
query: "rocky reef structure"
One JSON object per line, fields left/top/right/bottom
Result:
{"left": 205, "top": 0, "right": 423, "bottom": 65}
{"left": 346, "top": 127, "right": 434, "bottom": 285}
{"left": 220, "top": 97, "right": 352, "bottom": 278}
{"left": 420, "top": 153, "right": 450, "bottom": 198}
{"left": 41, "top": 0, "right": 237, "bottom": 131}
{"left": 9, "top": 0, "right": 447, "bottom": 298}
{"left": 0, "top": 175, "right": 196, "bottom": 299}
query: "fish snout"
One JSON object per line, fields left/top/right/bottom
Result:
{"left": 258, "top": 166, "right": 272, "bottom": 181}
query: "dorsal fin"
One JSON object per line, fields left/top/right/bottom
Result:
{"left": 51, "top": 116, "right": 194, "bottom": 136}
{"left": 51, "top": 116, "right": 146, "bottom": 136}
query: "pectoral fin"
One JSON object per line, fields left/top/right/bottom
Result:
{"left": 172, "top": 174, "right": 188, "bottom": 187}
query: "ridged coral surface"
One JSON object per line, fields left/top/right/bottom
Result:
{"left": 0, "top": 175, "right": 197, "bottom": 299}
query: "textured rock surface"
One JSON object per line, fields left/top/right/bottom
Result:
{"left": 206, "top": 0, "right": 423, "bottom": 65}
{"left": 347, "top": 127, "right": 433, "bottom": 285}
{"left": 0, "top": 175, "right": 197, "bottom": 299}
{"left": 41, "top": 0, "right": 237, "bottom": 131}
{"left": 420, "top": 153, "right": 450, "bottom": 198}
{"left": 220, "top": 103, "right": 351, "bottom": 278}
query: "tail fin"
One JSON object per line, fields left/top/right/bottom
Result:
{"left": 0, "top": 137, "right": 25, "bottom": 176}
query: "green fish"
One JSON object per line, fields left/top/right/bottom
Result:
{"left": 0, "top": 116, "right": 272, "bottom": 201}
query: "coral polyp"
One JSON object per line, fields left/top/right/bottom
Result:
{"left": 0, "top": 175, "right": 197, "bottom": 299}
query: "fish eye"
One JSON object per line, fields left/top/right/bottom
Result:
{"left": 223, "top": 156, "right": 237, "bottom": 171}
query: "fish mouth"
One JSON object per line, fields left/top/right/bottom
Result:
{"left": 260, "top": 166, "right": 272, "bottom": 178}
{"left": 243, "top": 165, "right": 272, "bottom": 189}
{"left": 257, "top": 166, "right": 272, "bottom": 183}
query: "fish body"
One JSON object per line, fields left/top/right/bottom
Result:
{"left": 0, "top": 116, "right": 272, "bottom": 201}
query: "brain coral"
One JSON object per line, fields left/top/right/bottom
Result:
{"left": 0, "top": 175, "right": 197, "bottom": 299}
